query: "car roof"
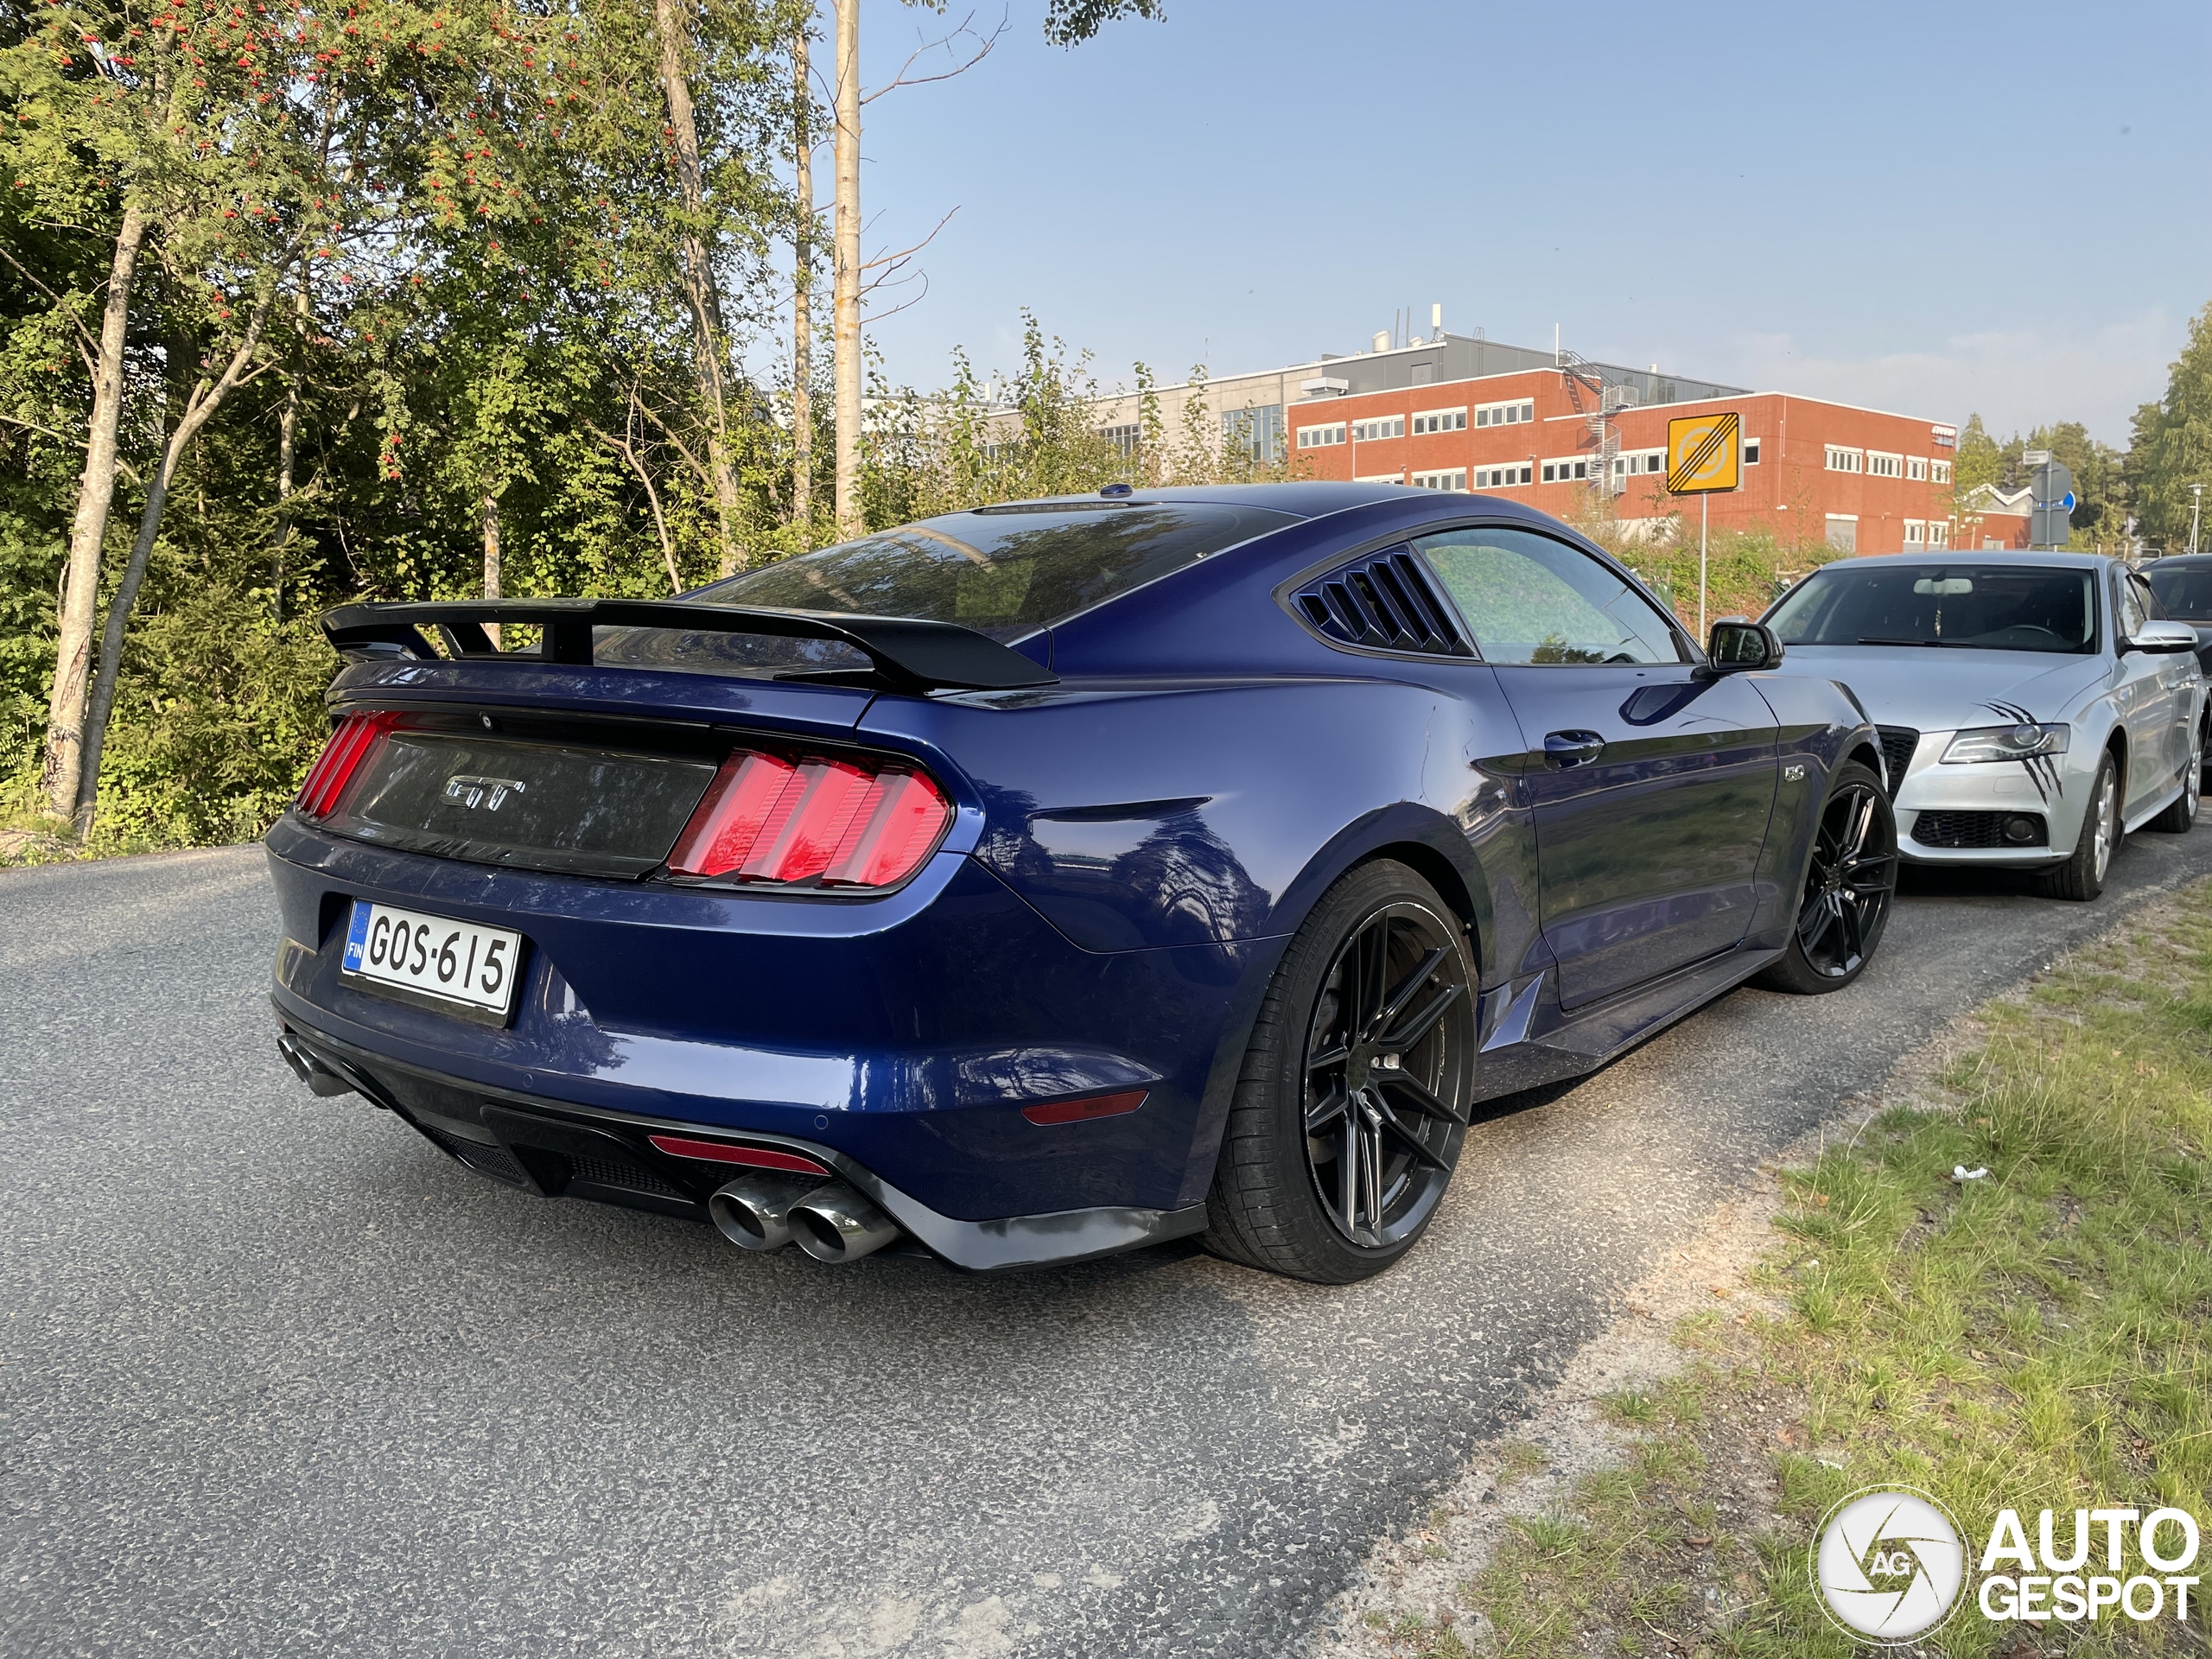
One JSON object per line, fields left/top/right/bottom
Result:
{"left": 2145, "top": 553, "right": 2212, "bottom": 568}
{"left": 981, "top": 481, "right": 1428, "bottom": 518}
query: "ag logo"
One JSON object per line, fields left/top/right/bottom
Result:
{"left": 1812, "top": 1487, "right": 1969, "bottom": 1643}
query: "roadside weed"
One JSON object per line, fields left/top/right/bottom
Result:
{"left": 1455, "top": 883, "right": 2212, "bottom": 1656}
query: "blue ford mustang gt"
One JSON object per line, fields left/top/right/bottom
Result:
{"left": 268, "top": 483, "right": 1895, "bottom": 1282}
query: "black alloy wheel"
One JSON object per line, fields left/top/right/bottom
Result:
{"left": 1203, "top": 860, "right": 1479, "bottom": 1282}
{"left": 1755, "top": 760, "right": 1896, "bottom": 995}
{"left": 1300, "top": 901, "right": 1473, "bottom": 1249}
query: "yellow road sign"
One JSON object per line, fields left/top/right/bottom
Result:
{"left": 1666, "top": 411, "right": 1741, "bottom": 495}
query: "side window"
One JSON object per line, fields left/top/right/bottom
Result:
{"left": 1414, "top": 527, "right": 1687, "bottom": 665}
{"left": 2116, "top": 572, "right": 2148, "bottom": 643}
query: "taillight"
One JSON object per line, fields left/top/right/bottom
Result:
{"left": 668, "top": 747, "right": 952, "bottom": 887}
{"left": 295, "top": 711, "right": 404, "bottom": 819}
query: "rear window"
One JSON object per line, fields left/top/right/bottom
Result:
{"left": 689, "top": 502, "right": 1294, "bottom": 640}
{"left": 1765, "top": 563, "right": 2099, "bottom": 654}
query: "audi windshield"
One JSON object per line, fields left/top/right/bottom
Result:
{"left": 1766, "top": 563, "right": 2099, "bottom": 654}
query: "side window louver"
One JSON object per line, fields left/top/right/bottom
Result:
{"left": 1292, "top": 546, "right": 1473, "bottom": 657}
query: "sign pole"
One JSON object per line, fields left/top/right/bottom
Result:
{"left": 1699, "top": 493, "right": 1708, "bottom": 639}
{"left": 1665, "top": 409, "right": 1739, "bottom": 647}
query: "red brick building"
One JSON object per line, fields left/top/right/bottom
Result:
{"left": 1071, "top": 331, "right": 2012, "bottom": 556}
{"left": 1287, "top": 365, "right": 1967, "bottom": 555}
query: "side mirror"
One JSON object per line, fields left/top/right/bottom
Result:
{"left": 2128, "top": 620, "right": 2199, "bottom": 654}
{"left": 1705, "top": 618, "right": 1784, "bottom": 671}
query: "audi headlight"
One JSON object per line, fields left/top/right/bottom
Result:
{"left": 1941, "top": 721, "right": 2070, "bottom": 764}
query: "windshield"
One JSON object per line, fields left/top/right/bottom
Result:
{"left": 1764, "top": 563, "right": 2100, "bottom": 654}
{"left": 2145, "top": 563, "right": 2212, "bottom": 622}
{"left": 688, "top": 502, "right": 1294, "bottom": 641}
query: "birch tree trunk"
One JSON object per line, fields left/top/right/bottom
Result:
{"left": 791, "top": 18, "right": 814, "bottom": 541}
{"left": 481, "top": 491, "right": 502, "bottom": 649}
{"left": 73, "top": 287, "right": 276, "bottom": 833}
{"left": 832, "top": 0, "right": 862, "bottom": 540}
{"left": 41, "top": 204, "right": 149, "bottom": 823}
{"left": 654, "top": 0, "right": 746, "bottom": 576}
{"left": 272, "top": 271, "right": 309, "bottom": 626}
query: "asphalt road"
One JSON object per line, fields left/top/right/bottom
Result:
{"left": 6, "top": 824, "right": 2210, "bottom": 1659}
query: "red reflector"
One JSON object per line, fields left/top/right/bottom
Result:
{"left": 296, "top": 711, "right": 405, "bottom": 819}
{"left": 646, "top": 1135, "right": 833, "bottom": 1176}
{"left": 669, "top": 747, "right": 951, "bottom": 888}
{"left": 1020, "top": 1090, "right": 1148, "bottom": 1126}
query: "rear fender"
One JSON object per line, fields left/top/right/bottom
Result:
{"left": 856, "top": 675, "right": 1517, "bottom": 954}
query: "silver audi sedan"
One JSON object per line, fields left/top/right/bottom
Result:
{"left": 1760, "top": 552, "right": 2202, "bottom": 900}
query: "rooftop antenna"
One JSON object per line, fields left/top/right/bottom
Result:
{"left": 1431, "top": 302, "right": 1442, "bottom": 342}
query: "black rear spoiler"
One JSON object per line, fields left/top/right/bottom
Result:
{"left": 318, "top": 599, "right": 1056, "bottom": 693}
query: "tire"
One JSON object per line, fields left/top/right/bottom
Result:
{"left": 2148, "top": 721, "right": 2202, "bottom": 833}
{"left": 1201, "top": 860, "right": 1478, "bottom": 1284}
{"left": 1752, "top": 760, "right": 1897, "bottom": 995}
{"left": 2035, "top": 750, "right": 2120, "bottom": 900}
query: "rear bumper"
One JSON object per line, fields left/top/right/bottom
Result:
{"left": 276, "top": 1019, "right": 1206, "bottom": 1270}
{"left": 264, "top": 816, "right": 1282, "bottom": 1230}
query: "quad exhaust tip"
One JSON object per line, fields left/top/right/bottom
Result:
{"left": 708, "top": 1175, "right": 810, "bottom": 1252}
{"left": 709, "top": 1177, "right": 902, "bottom": 1263}
{"left": 785, "top": 1182, "right": 901, "bottom": 1263}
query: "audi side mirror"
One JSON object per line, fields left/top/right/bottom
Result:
{"left": 1705, "top": 618, "right": 1784, "bottom": 672}
{"left": 2128, "top": 620, "right": 2199, "bottom": 654}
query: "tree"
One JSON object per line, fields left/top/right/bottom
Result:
{"left": 3, "top": 0, "right": 529, "bottom": 828}
{"left": 826, "top": 0, "right": 1164, "bottom": 539}
{"left": 1954, "top": 413, "right": 2002, "bottom": 494}
{"left": 2129, "top": 302, "right": 2212, "bottom": 553}
{"left": 789, "top": 14, "right": 817, "bottom": 541}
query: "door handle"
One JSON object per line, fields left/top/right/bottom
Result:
{"left": 1543, "top": 729, "right": 1607, "bottom": 767}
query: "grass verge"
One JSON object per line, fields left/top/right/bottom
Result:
{"left": 1440, "top": 882, "right": 2212, "bottom": 1657}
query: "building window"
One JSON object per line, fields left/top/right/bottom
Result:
{"left": 1928, "top": 520, "right": 1950, "bottom": 549}
{"left": 1355, "top": 473, "right": 1406, "bottom": 485}
{"left": 1475, "top": 400, "right": 1535, "bottom": 427}
{"left": 1929, "top": 459, "right": 1952, "bottom": 484}
{"left": 1867, "top": 451, "right": 1903, "bottom": 479}
{"left": 1411, "top": 407, "right": 1467, "bottom": 435}
{"left": 1473, "top": 464, "right": 1530, "bottom": 488}
{"left": 1825, "top": 446, "right": 1863, "bottom": 474}
{"left": 1905, "top": 455, "right": 1929, "bottom": 481}
{"left": 1743, "top": 437, "right": 1761, "bottom": 466}
{"left": 1541, "top": 457, "right": 1591, "bottom": 483}
{"left": 1298, "top": 423, "right": 1345, "bottom": 448}
{"left": 1903, "top": 519, "right": 1925, "bottom": 547}
{"left": 1098, "top": 423, "right": 1141, "bottom": 458}
{"left": 1825, "top": 513, "right": 1858, "bottom": 552}
{"left": 1222, "top": 404, "right": 1285, "bottom": 462}
{"left": 1351, "top": 415, "right": 1405, "bottom": 442}
{"left": 1411, "top": 469, "right": 1467, "bottom": 492}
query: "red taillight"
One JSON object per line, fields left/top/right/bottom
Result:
{"left": 668, "top": 748, "right": 951, "bottom": 888}
{"left": 296, "top": 711, "right": 404, "bottom": 819}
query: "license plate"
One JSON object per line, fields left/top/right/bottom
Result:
{"left": 341, "top": 901, "right": 524, "bottom": 1023}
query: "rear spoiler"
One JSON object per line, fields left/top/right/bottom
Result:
{"left": 319, "top": 598, "right": 1056, "bottom": 694}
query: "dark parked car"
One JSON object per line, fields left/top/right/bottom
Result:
{"left": 2143, "top": 554, "right": 2212, "bottom": 761}
{"left": 270, "top": 483, "right": 1895, "bottom": 1283}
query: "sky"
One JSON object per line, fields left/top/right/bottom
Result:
{"left": 821, "top": 0, "right": 2212, "bottom": 445}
